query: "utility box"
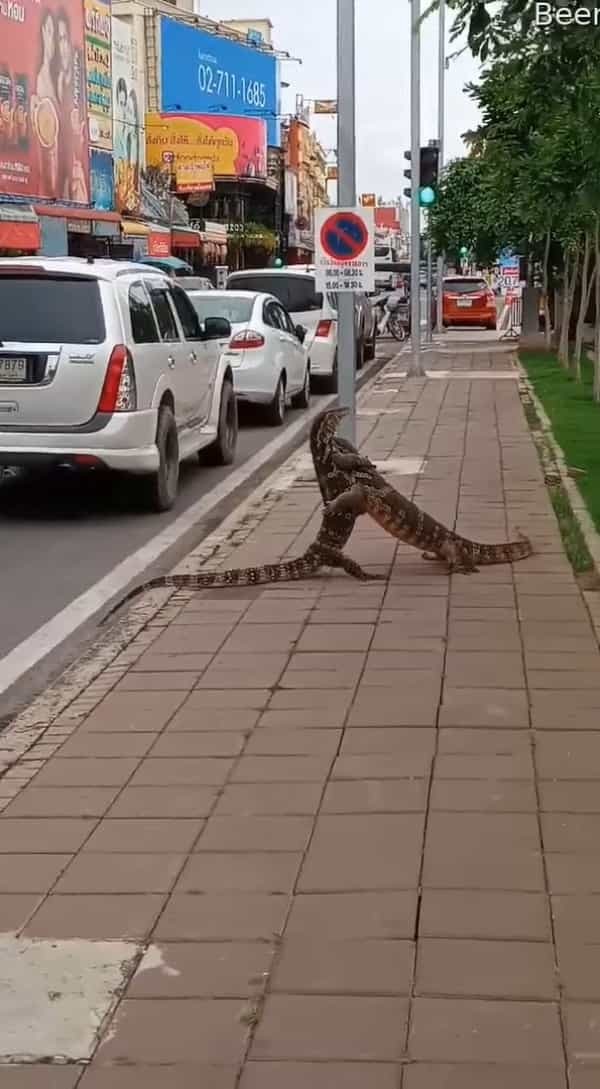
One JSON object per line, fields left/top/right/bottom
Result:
{"left": 521, "top": 286, "right": 541, "bottom": 334}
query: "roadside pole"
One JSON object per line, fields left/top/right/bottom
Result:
{"left": 425, "top": 235, "right": 433, "bottom": 343}
{"left": 336, "top": 0, "right": 357, "bottom": 443}
{"left": 435, "top": 0, "right": 446, "bottom": 334}
{"left": 408, "top": 0, "right": 425, "bottom": 376}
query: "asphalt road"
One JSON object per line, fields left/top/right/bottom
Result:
{"left": 0, "top": 346, "right": 393, "bottom": 719}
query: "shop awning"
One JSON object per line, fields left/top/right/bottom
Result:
{"left": 0, "top": 204, "right": 40, "bottom": 251}
{"left": 121, "top": 219, "right": 150, "bottom": 237}
{"left": 172, "top": 228, "right": 201, "bottom": 250}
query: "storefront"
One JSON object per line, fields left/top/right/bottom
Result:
{"left": 0, "top": 204, "right": 41, "bottom": 256}
{"left": 121, "top": 220, "right": 171, "bottom": 261}
{"left": 33, "top": 206, "right": 123, "bottom": 258}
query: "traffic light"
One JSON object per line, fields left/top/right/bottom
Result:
{"left": 419, "top": 145, "right": 439, "bottom": 207}
{"left": 403, "top": 151, "right": 411, "bottom": 200}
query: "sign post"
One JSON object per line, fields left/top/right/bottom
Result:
{"left": 408, "top": 0, "right": 425, "bottom": 376}
{"left": 336, "top": 0, "right": 358, "bottom": 443}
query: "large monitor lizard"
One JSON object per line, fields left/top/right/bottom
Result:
{"left": 323, "top": 414, "right": 533, "bottom": 573}
{"left": 102, "top": 408, "right": 384, "bottom": 621}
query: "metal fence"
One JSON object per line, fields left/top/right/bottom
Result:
{"left": 500, "top": 294, "right": 523, "bottom": 340}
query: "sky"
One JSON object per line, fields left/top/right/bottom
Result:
{"left": 199, "top": 0, "right": 481, "bottom": 204}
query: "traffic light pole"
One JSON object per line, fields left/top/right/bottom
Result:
{"left": 425, "top": 235, "right": 433, "bottom": 344}
{"left": 336, "top": 0, "right": 357, "bottom": 443}
{"left": 435, "top": 0, "right": 446, "bottom": 334}
{"left": 408, "top": 0, "right": 425, "bottom": 376}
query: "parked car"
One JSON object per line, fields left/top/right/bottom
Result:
{"left": 0, "top": 257, "right": 237, "bottom": 512}
{"left": 178, "top": 276, "right": 214, "bottom": 291}
{"left": 187, "top": 289, "right": 311, "bottom": 425}
{"left": 226, "top": 266, "right": 376, "bottom": 393}
{"left": 443, "top": 275, "right": 497, "bottom": 330}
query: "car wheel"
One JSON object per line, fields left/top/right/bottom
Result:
{"left": 365, "top": 328, "right": 377, "bottom": 361}
{"left": 323, "top": 353, "right": 338, "bottom": 394}
{"left": 202, "top": 378, "right": 238, "bottom": 466}
{"left": 143, "top": 404, "right": 179, "bottom": 512}
{"left": 291, "top": 364, "right": 311, "bottom": 410}
{"left": 355, "top": 337, "right": 365, "bottom": 371}
{"left": 265, "top": 375, "right": 286, "bottom": 426}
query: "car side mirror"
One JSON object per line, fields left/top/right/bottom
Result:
{"left": 203, "top": 316, "right": 231, "bottom": 339}
{"left": 295, "top": 324, "right": 307, "bottom": 343}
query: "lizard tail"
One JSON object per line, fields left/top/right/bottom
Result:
{"left": 463, "top": 531, "right": 533, "bottom": 566}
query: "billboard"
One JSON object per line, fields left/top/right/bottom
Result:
{"left": 84, "top": 0, "right": 111, "bottom": 149}
{"left": 90, "top": 147, "right": 113, "bottom": 210}
{"left": 112, "top": 16, "right": 144, "bottom": 213}
{"left": 0, "top": 0, "right": 89, "bottom": 201}
{"left": 146, "top": 113, "right": 267, "bottom": 181}
{"left": 160, "top": 17, "right": 280, "bottom": 147}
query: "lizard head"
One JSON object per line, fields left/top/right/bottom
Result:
{"left": 310, "top": 407, "right": 349, "bottom": 446}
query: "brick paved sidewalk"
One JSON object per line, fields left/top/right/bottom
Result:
{"left": 1, "top": 345, "right": 600, "bottom": 1088}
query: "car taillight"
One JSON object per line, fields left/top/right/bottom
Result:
{"left": 315, "top": 319, "right": 332, "bottom": 338}
{"left": 229, "top": 330, "right": 265, "bottom": 349}
{"left": 97, "top": 345, "right": 137, "bottom": 413}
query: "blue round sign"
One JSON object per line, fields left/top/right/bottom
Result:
{"left": 320, "top": 212, "right": 368, "bottom": 260}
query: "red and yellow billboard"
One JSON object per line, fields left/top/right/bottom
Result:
{"left": 146, "top": 113, "right": 267, "bottom": 182}
{"left": 0, "top": 0, "right": 89, "bottom": 201}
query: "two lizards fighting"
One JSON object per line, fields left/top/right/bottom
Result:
{"left": 105, "top": 406, "right": 533, "bottom": 618}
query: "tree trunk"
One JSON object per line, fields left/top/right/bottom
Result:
{"left": 542, "top": 229, "right": 552, "bottom": 349}
{"left": 594, "top": 222, "right": 600, "bottom": 402}
{"left": 558, "top": 245, "right": 579, "bottom": 368}
{"left": 574, "top": 231, "right": 595, "bottom": 380}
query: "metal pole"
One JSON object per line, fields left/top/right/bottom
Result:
{"left": 408, "top": 0, "right": 424, "bottom": 376}
{"left": 425, "top": 235, "right": 432, "bottom": 343}
{"left": 336, "top": 0, "right": 357, "bottom": 443}
{"left": 435, "top": 0, "right": 445, "bottom": 334}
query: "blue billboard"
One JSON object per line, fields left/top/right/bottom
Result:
{"left": 160, "top": 17, "right": 280, "bottom": 147}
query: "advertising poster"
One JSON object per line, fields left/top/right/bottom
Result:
{"left": 84, "top": 0, "right": 111, "bottom": 149}
{"left": 146, "top": 113, "right": 267, "bottom": 181}
{"left": 160, "top": 17, "right": 280, "bottom": 147}
{"left": 112, "top": 16, "right": 143, "bottom": 213}
{"left": 90, "top": 147, "right": 113, "bottom": 210}
{"left": 0, "top": 0, "right": 89, "bottom": 201}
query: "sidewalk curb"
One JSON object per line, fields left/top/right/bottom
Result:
{"left": 0, "top": 347, "right": 405, "bottom": 773}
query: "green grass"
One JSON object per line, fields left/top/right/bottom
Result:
{"left": 547, "top": 484, "right": 594, "bottom": 574}
{"left": 520, "top": 350, "right": 600, "bottom": 536}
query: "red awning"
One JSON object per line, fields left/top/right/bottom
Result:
{"left": 35, "top": 204, "right": 121, "bottom": 223}
{"left": 0, "top": 203, "right": 40, "bottom": 251}
{"left": 172, "top": 229, "right": 200, "bottom": 250}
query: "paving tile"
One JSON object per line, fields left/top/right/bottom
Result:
{"left": 408, "top": 997, "right": 564, "bottom": 1063}
{"left": 96, "top": 998, "right": 247, "bottom": 1064}
{"left": 565, "top": 1002, "right": 600, "bottom": 1065}
{"left": 29, "top": 758, "right": 140, "bottom": 787}
{"left": 128, "top": 941, "right": 274, "bottom": 998}
{"left": 423, "top": 813, "right": 544, "bottom": 890}
{"left": 82, "top": 818, "right": 203, "bottom": 853}
{"left": 0, "top": 854, "right": 71, "bottom": 893}
{"left": 184, "top": 689, "right": 271, "bottom": 709}
{"left": 419, "top": 890, "right": 551, "bottom": 940}
{"left": 438, "top": 728, "right": 530, "bottom": 754}
{"left": 24, "top": 893, "right": 165, "bottom": 939}
{"left": 131, "top": 651, "right": 214, "bottom": 671}
{"left": 239, "top": 1063, "right": 400, "bottom": 1089}
{"left": 271, "top": 938, "right": 414, "bottom": 995}
{"left": 445, "top": 652, "right": 525, "bottom": 688}
{"left": 245, "top": 730, "right": 341, "bottom": 756}
{"left": 296, "top": 625, "right": 375, "bottom": 652}
{"left": 540, "top": 782, "right": 600, "bottom": 812}
{"left": 416, "top": 938, "right": 557, "bottom": 999}
{"left": 230, "top": 756, "right": 332, "bottom": 783}
{"left": 166, "top": 707, "right": 261, "bottom": 732}
{"left": 128, "top": 758, "right": 233, "bottom": 787}
{"left": 547, "top": 855, "right": 600, "bottom": 893}
{"left": 434, "top": 753, "right": 534, "bottom": 779}
{"left": 299, "top": 814, "right": 424, "bottom": 892}
{"left": 340, "top": 728, "right": 435, "bottom": 755}
{"left": 148, "top": 625, "right": 235, "bottom": 655}
{"left": 0, "top": 893, "right": 41, "bottom": 932}
{"left": 258, "top": 708, "right": 348, "bottom": 730}
{"left": 403, "top": 1065, "right": 567, "bottom": 1089}
{"left": 537, "top": 733, "right": 600, "bottom": 779}
{"left": 79, "top": 691, "right": 186, "bottom": 732}
{"left": 214, "top": 783, "right": 322, "bottom": 816}
{"left": 54, "top": 853, "right": 184, "bottom": 894}
{"left": 1, "top": 787, "right": 121, "bottom": 818}
{"left": 542, "top": 814, "right": 600, "bottom": 852}
{"left": 176, "top": 852, "right": 301, "bottom": 893}
{"left": 155, "top": 893, "right": 289, "bottom": 940}
{"left": 149, "top": 732, "right": 245, "bottom": 758}
{"left": 322, "top": 779, "right": 428, "bottom": 813}
{"left": 0, "top": 1070, "right": 84, "bottom": 1088}
{"left": 81, "top": 1065, "right": 237, "bottom": 1088}
{"left": 333, "top": 754, "right": 432, "bottom": 780}
{"left": 107, "top": 786, "right": 217, "bottom": 819}
{"left": 552, "top": 895, "right": 600, "bottom": 945}
{"left": 55, "top": 733, "right": 156, "bottom": 758}
{"left": 250, "top": 994, "right": 408, "bottom": 1061}
{"left": 285, "top": 891, "right": 417, "bottom": 939}
{"left": 430, "top": 779, "right": 537, "bottom": 812}
{"left": 196, "top": 659, "right": 287, "bottom": 689}
{"left": 439, "top": 689, "right": 529, "bottom": 728}
{"left": 116, "top": 671, "right": 200, "bottom": 692}
{"left": 559, "top": 944, "right": 600, "bottom": 999}
{"left": 447, "top": 621, "right": 521, "bottom": 651}
{"left": 0, "top": 818, "right": 95, "bottom": 853}
{"left": 195, "top": 816, "right": 312, "bottom": 853}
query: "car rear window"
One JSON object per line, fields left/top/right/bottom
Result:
{"left": 0, "top": 275, "right": 105, "bottom": 343}
{"left": 444, "top": 279, "right": 487, "bottom": 294}
{"left": 227, "top": 274, "right": 322, "bottom": 313}
{"left": 189, "top": 294, "right": 254, "bottom": 324}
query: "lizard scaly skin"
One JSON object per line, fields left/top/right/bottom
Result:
{"left": 102, "top": 409, "right": 383, "bottom": 620}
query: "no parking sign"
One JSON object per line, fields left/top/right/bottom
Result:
{"left": 315, "top": 206, "right": 375, "bottom": 293}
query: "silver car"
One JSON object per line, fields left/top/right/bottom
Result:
{"left": 0, "top": 257, "right": 237, "bottom": 511}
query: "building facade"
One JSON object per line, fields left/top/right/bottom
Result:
{"left": 283, "top": 115, "right": 329, "bottom": 264}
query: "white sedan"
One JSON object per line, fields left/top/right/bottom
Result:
{"left": 187, "top": 290, "right": 311, "bottom": 426}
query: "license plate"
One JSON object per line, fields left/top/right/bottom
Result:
{"left": 0, "top": 357, "right": 27, "bottom": 382}
{"left": 457, "top": 299, "right": 472, "bottom": 308}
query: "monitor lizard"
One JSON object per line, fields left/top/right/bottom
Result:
{"left": 101, "top": 408, "right": 384, "bottom": 621}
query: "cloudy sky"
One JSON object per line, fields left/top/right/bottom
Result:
{"left": 200, "top": 0, "right": 481, "bottom": 203}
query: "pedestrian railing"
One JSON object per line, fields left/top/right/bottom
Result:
{"left": 500, "top": 292, "right": 522, "bottom": 340}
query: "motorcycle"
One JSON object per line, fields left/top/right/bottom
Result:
{"left": 373, "top": 290, "right": 409, "bottom": 341}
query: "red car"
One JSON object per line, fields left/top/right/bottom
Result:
{"left": 443, "top": 275, "right": 497, "bottom": 330}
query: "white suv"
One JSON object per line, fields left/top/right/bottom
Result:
{"left": 0, "top": 257, "right": 237, "bottom": 511}
{"left": 226, "top": 267, "right": 376, "bottom": 393}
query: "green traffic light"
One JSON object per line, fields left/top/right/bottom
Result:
{"left": 459, "top": 246, "right": 468, "bottom": 256}
{"left": 273, "top": 257, "right": 283, "bottom": 267}
{"left": 419, "top": 186, "right": 436, "bottom": 206}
